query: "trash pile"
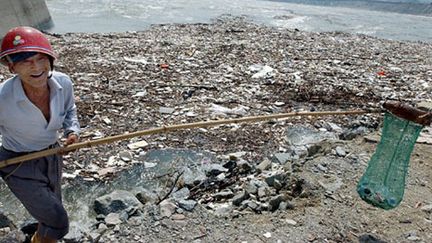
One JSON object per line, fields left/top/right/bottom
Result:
{"left": 51, "top": 15, "right": 431, "bottom": 180}
{"left": 0, "top": 16, "right": 431, "bottom": 242}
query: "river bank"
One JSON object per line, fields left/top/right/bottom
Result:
{"left": 0, "top": 16, "right": 431, "bottom": 242}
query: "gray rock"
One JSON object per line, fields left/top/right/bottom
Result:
{"left": 202, "top": 163, "right": 229, "bottom": 176}
{"left": 119, "top": 151, "right": 133, "bottom": 162}
{"left": 237, "top": 159, "right": 253, "bottom": 173}
{"left": 232, "top": 191, "right": 250, "bottom": 206}
{"left": 178, "top": 199, "right": 197, "bottom": 211}
{"left": 135, "top": 188, "right": 158, "bottom": 205}
{"left": 214, "top": 203, "right": 233, "bottom": 217}
{"left": 264, "top": 170, "right": 289, "bottom": 189}
{"left": 278, "top": 201, "right": 295, "bottom": 211}
{"left": 94, "top": 190, "right": 143, "bottom": 216}
{"left": 105, "top": 213, "right": 123, "bottom": 226}
{"left": 273, "top": 179, "right": 283, "bottom": 190}
{"left": 245, "top": 181, "right": 258, "bottom": 195}
{"left": 181, "top": 167, "right": 207, "bottom": 187}
{"left": 269, "top": 194, "right": 290, "bottom": 211}
{"left": 213, "top": 189, "right": 234, "bottom": 201}
{"left": 339, "top": 126, "right": 368, "bottom": 140}
{"left": 256, "top": 158, "right": 272, "bottom": 172}
{"left": 63, "top": 222, "right": 85, "bottom": 242}
{"left": 172, "top": 187, "right": 191, "bottom": 201}
{"left": 159, "top": 200, "right": 177, "bottom": 218}
{"left": 240, "top": 200, "right": 260, "bottom": 212}
{"left": 335, "top": 146, "right": 346, "bottom": 157}
{"left": 0, "top": 210, "right": 14, "bottom": 229}
{"left": 325, "top": 122, "right": 343, "bottom": 132}
{"left": 257, "top": 185, "right": 272, "bottom": 199}
{"left": 316, "top": 164, "right": 328, "bottom": 172}
{"left": 272, "top": 153, "right": 293, "bottom": 164}
{"left": 305, "top": 140, "right": 333, "bottom": 157}
{"left": 286, "top": 126, "right": 337, "bottom": 146}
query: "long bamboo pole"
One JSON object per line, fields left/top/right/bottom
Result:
{"left": 0, "top": 109, "right": 379, "bottom": 168}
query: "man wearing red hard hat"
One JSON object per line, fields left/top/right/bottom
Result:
{"left": 0, "top": 26, "right": 80, "bottom": 243}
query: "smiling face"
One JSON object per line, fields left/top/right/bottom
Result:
{"left": 8, "top": 53, "right": 51, "bottom": 90}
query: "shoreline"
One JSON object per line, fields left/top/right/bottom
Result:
{"left": 269, "top": 0, "right": 432, "bottom": 17}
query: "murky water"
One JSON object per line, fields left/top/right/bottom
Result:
{"left": 45, "top": 0, "right": 432, "bottom": 42}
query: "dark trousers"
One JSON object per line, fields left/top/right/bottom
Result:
{"left": 0, "top": 145, "right": 69, "bottom": 239}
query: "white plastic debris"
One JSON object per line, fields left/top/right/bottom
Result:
{"left": 132, "top": 91, "right": 147, "bottom": 97}
{"left": 124, "top": 56, "right": 148, "bottom": 64}
{"left": 127, "top": 140, "right": 149, "bottom": 150}
{"left": 209, "top": 103, "right": 249, "bottom": 116}
{"left": 251, "top": 65, "right": 274, "bottom": 79}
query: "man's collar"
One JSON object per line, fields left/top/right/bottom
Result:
{"left": 13, "top": 73, "right": 63, "bottom": 102}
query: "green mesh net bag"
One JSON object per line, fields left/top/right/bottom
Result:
{"left": 357, "top": 112, "right": 423, "bottom": 210}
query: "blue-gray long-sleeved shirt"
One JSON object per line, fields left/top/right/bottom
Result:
{"left": 0, "top": 71, "right": 80, "bottom": 152}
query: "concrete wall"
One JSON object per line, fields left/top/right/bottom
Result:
{"left": 0, "top": 0, "right": 52, "bottom": 38}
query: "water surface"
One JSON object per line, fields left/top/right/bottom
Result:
{"left": 46, "top": 0, "right": 432, "bottom": 42}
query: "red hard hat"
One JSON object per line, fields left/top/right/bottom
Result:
{"left": 0, "top": 26, "right": 56, "bottom": 65}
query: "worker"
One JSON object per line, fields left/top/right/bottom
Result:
{"left": 0, "top": 26, "right": 80, "bottom": 243}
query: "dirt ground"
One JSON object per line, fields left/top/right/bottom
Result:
{"left": 92, "top": 132, "right": 432, "bottom": 243}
